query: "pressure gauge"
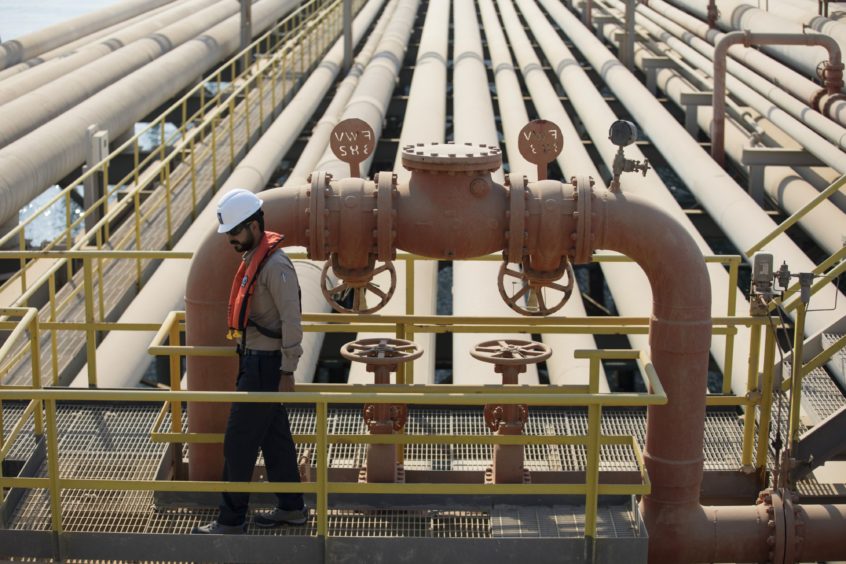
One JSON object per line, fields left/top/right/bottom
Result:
{"left": 608, "top": 120, "right": 638, "bottom": 147}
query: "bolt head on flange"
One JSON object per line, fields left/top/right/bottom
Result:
{"left": 401, "top": 142, "right": 502, "bottom": 174}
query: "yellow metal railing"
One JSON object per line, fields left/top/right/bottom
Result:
{"left": 0, "top": 0, "right": 357, "bottom": 302}
{"left": 0, "top": 346, "right": 662, "bottom": 539}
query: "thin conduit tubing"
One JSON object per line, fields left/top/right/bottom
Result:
{"left": 71, "top": 0, "right": 389, "bottom": 389}
{"left": 635, "top": 1, "right": 846, "bottom": 148}
{"left": 0, "top": 0, "right": 224, "bottom": 108}
{"left": 516, "top": 0, "right": 752, "bottom": 387}
{"left": 491, "top": 0, "right": 608, "bottom": 391}
{"left": 0, "top": 0, "right": 241, "bottom": 148}
{"left": 0, "top": 2, "right": 185, "bottom": 83}
{"left": 348, "top": 0, "right": 450, "bottom": 385}
{"left": 615, "top": 6, "right": 846, "bottom": 172}
{"left": 452, "top": 0, "right": 538, "bottom": 386}
{"left": 648, "top": 0, "right": 846, "bottom": 129}
{"left": 0, "top": 0, "right": 295, "bottom": 230}
{"left": 312, "top": 0, "right": 420, "bottom": 178}
{"left": 539, "top": 0, "right": 846, "bottom": 344}
{"left": 285, "top": 0, "right": 400, "bottom": 187}
{"left": 0, "top": 0, "right": 178, "bottom": 70}
{"left": 619, "top": 16, "right": 846, "bottom": 390}
{"left": 665, "top": 0, "right": 836, "bottom": 79}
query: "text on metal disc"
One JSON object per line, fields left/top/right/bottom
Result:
{"left": 330, "top": 118, "right": 375, "bottom": 164}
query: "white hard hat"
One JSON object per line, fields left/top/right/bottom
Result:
{"left": 216, "top": 189, "right": 262, "bottom": 233}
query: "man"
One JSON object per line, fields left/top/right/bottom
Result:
{"left": 193, "top": 189, "right": 307, "bottom": 534}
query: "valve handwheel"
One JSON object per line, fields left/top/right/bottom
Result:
{"left": 341, "top": 338, "right": 423, "bottom": 365}
{"left": 321, "top": 259, "right": 397, "bottom": 314}
{"left": 471, "top": 339, "right": 552, "bottom": 366}
{"left": 497, "top": 260, "right": 575, "bottom": 316}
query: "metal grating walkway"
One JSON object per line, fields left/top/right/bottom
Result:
{"left": 3, "top": 402, "right": 749, "bottom": 537}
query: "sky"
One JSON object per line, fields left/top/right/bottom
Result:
{"left": 0, "top": 0, "right": 121, "bottom": 41}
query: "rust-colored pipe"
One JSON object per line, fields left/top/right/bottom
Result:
{"left": 185, "top": 188, "right": 305, "bottom": 480}
{"left": 185, "top": 160, "right": 846, "bottom": 563}
{"left": 712, "top": 31, "right": 844, "bottom": 166}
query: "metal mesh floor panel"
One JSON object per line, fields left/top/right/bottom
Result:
{"left": 328, "top": 509, "right": 490, "bottom": 538}
{"left": 3, "top": 402, "right": 771, "bottom": 538}
{"left": 1, "top": 400, "right": 38, "bottom": 461}
{"left": 490, "top": 504, "right": 639, "bottom": 538}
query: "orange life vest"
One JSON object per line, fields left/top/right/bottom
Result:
{"left": 226, "top": 231, "right": 284, "bottom": 340}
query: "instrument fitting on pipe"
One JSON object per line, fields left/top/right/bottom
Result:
{"left": 608, "top": 120, "right": 649, "bottom": 192}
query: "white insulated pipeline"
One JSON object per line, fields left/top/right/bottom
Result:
{"left": 0, "top": 0, "right": 242, "bottom": 148}
{"left": 296, "top": 0, "right": 423, "bottom": 383}
{"left": 0, "top": 0, "right": 295, "bottom": 231}
{"left": 0, "top": 0, "right": 178, "bottom": 70}
{"left": 488, "top": 0, "right": 609, "bottom": 391}
{"left": 312, "top": 0, "right": 420, "bottom": 178}
{"left": 70, "top": 0, "right": 389, "bottom": 387}
{"left": 648, "top": 0, "right": 846, "bottom": 129}
{"left": 622, "top": 3, "right": 846, "bottom": 172}
{"left": 546, "top": 0, "right": 846, "bottom": 388}
{"left": 665, "top": 0, "right": 839, "bottom": 81}
{"left": 514, "top": 0, "right": 752, "bottom": 389}
{"left": 0, "top": 2, "right": 185, "bottom": 83}
{"left": 604, "top": 3, "right": 846, "bottom": 258}
{"left": 348, "top": 0, "right": 448, "bottom": 385}
{"left": 452, "top": 0, "right": 539, "bottom": 385}
{"left": 285, "top": 0, "right": 401, "bottom": 187}
{"left": 0, "top": 0, "right": 226, "bottom": 108}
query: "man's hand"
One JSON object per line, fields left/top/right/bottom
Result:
{"left": 279, "top": 371, "right": 295, "bottom": 393}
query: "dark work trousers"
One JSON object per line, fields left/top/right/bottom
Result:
{"left": 218, "top": 353, "right": 303, "bottom": 526}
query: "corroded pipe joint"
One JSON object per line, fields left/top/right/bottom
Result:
{"left": 521, "top": 178, "right": 578, "bottom": 272}
{"left": 396, "top": 143, "right": 505, "bottom": 259}
{"left": 823, "top": 61, "right": 845, "bottom": 95}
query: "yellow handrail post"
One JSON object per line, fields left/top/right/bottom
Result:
{"left": 83, "top": 258, "right": 97, "bottom": 388}
{"left": 48, "top": 274, "right": 59, "bottom": 386}
{"left": 165, "top": 160, "right": 173, "bottom": 248}
{"left": 756, "top": 324, "right": 777, "bottom": 481}
{"left": 103, "top": 160, "right": 111, "bottom": 242}
{"left": 65, "top": 191, "right": 73, "bottom": 280}
{"left": 95, "top": 230, "right": 105, "bottom": 322}
{"left": 405, "top": 257, "right": 415, "bottom": 385}
{"left": 787, "top": 303, "right": 807, "bottom": 452}
{"left": 18, "top": 228, "right": 29, "bottom": 302}
{"left": 723, "top": 257, "right": 740, "bottom": 393}
{"left": 169, "top": 316, "right": 184, "bottom": 433}
{"left": 45, "top": 398, "right": 63, "bottom": 533}
{"left": 212, "top": 117, "right": 219, "bottom": 191}
{"left": 259, "top": 71, "right": 265, "bottom": 132}
{"left": 740, "top": 323, "right": 761, "bottom": 469}
{"left": 190, "top": 136, "right": 197, "bottom": 216}
{"left": 29, "top": 315, "right": 44, "bottom": 436}
{"left": 228, "top": 98, "right": 235, "bottom": 169}
{"left": 316, "top": 401, "right": 328, "bottom": 537}
{"left": 133, "top": 139, "right": 140, "bottom": 186}
{"left": 245, "top": 80, "right": 252, "bottom": 145}
{"left": 133, "top": 190, "right": 142, "bottom": 289}
{"left": 584, "top": 354, "right": 601, "bottom": 557}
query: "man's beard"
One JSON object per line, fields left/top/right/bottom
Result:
{"left": 230, "top": 230, "right": 256, "bottom": 253}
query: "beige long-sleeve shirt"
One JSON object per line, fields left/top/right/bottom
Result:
{"left": 242, "top": 246, "right": 303, "bottom": 373}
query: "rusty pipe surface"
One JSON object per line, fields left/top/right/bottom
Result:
{"left": 712, "top": 31, "right": 845, "bottom": 166}
{"left": 0, "top": 0, "right": 177, "bottom": 70}
{"left": 186, "top": 188, "right": 305, "bottom": 480}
